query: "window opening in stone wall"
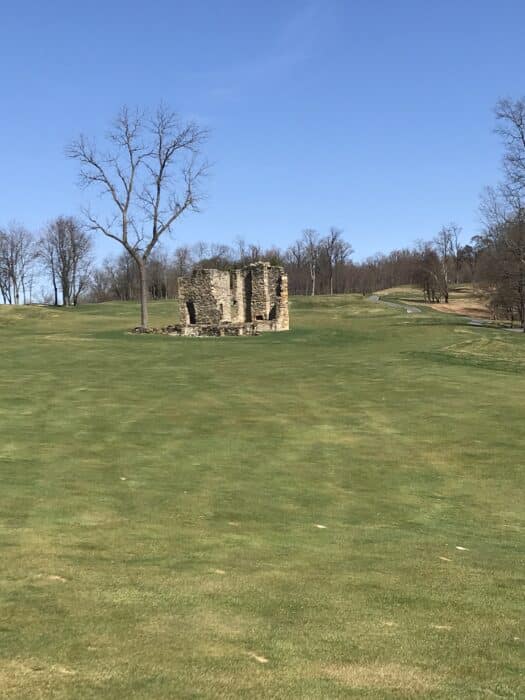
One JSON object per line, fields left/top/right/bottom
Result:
{"left": 186, "top": 300, "right": 197, "bottom": 324}
{"left": 256, "top": 314, "right": 264, "bottom": 320}
{"left": 244, "top": 272, "right": 252, "bottom": 321}
{"left": 269, "top": 304, "right": 277, "bottom": 320}
{"left": 219, "top": 303, "right": 224, "bottom": 318}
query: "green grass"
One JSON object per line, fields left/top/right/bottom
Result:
{"left": 0, "top": 296, "right": 523, "bottom": 698}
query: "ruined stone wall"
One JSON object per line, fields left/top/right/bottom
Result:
{"left": 276, "top": 271, "right": 289, "bottom": 330}
{"left": 244, "top": 262, "right": 289, "bottom": 330}
{"left": 178, "top": 261, "right": 289, "bottom": 333}
{"left": 210, "top": 271, "right": 231, "bottom": 323}
{"left": 178, "top": 269, "right": 230, "bottom": 325}
{"left": 249, "top": 263, "right": 270, "bottom": 321}
{"left": 230, "top": 270, "right": 245, "bottom": 323}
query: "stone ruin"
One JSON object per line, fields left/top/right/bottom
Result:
{"left": 172, "top": 261, "right": 289, "bottom": 336}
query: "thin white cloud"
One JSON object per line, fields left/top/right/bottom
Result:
{"left": 206, "top": 0, "right": 335, "bottom": 100}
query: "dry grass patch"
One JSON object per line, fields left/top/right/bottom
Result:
{"left": 379, "top": 284, "right": 493, "bottom": 319}
{"left": 441, "top": 332, "right": 525, "bottom": 371}
{"left": 320, "top": 661, "right": 439, "bottom": 695}
{"left": 0, "top": 659, "right": 77, "bottom": 698}
{"left": 428, "top": 286, "right": 491, "bottom": 318}
{"left": 429, "top": 300, "right": 490, "bottom": 318}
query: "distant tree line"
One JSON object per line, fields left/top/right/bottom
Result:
{"left": 85, "top": 229, "right": 355, "bottom": 302}
{"left": 0, "top": 217, "right": 92, "bottom": 306}
{"left": 474, "top": 97, "right": 525, "bottom": 329}
{"left": 82, "top": 227, "right": 473, "bottom": 303}
{"left": 1, "top": 212, "right": 517, "bottom": 330}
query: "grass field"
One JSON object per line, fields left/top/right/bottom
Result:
{"left": 0, "top": 295, "right": 523, "bottom": 698}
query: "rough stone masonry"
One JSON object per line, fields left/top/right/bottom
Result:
{"left": 174, "top": 261, "right": 289, "bottom": 336}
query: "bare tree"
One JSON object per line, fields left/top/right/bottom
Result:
{"left": 233, "top": 237, "right": 248, "bottom": 263}
{"left": 286, "top": 240, "right": 304, "bottom": 268}
{"left": 433, "top": 224, "right": 460, "bottom": 303}
{"left": 495, "top": 98, "right": 525, "bottom": 201}
{"left": 284, "top": 239, "right": 307, "bottom": 294}
{"left": 0, "top": 223, "right": 36, "bottom": 304}
{"left": 103, "top": 253, "right": 137, "bottom": 301}
{"left": 38, "top": 217, "right": 92, "bottom": 305}
{"left": 172, "top": 245, "right": 193, "bottom": 277}
{"left": 302, "top": 229, "right": 320, "bottom": 296}
{"left": 38, "top": 231, "right": 59, "bottom": 305}
{"left": 0, "top": 233, "right": 11, "bottom": 303}
{"left": 414, "top": 242, "right": 442, "bottom": 303}
{"left": 147, "top": 247, "right": 170, "bottom": 300}
{"left": 67, "top": 104, "right": 209, "bottom": 327}
{"left": 449, "top": 224, "right": 462, "bottom": 284}
{"left": 322, "top": 227, "right": 353, "bottom": 295}
{"left": 192, "top": 242, "right": 233, "bottom": 269}
{"left": 191, "top": 240, "right": 211, "bottom": 262}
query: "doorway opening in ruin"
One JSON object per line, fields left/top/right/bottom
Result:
{"left": 269, "top": 304, "right": 277, "bottom": 320}
{"left": 186, "top": 300, "right": 196, "bottom": 325}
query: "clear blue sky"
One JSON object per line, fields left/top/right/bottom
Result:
{"left": 1, "top": 0, "right": 524, "bottom": 261}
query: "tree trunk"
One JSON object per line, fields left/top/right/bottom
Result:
{"left": 137, "top": 260, "right": 149, "bottom": 328}
{"left": 62, "top": 279, "right": 70, "bottom": 306}
{"left": 521, "top": 279, "right": 525, "bottom": 332}
{"left": 50, "top": 257, "right": 59, "bottom": 305}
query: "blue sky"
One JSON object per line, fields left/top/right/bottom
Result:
{"left": 1, "top": 0, "right": 524, "bottom": 261}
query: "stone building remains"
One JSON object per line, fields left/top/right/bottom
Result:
{"left": 174, "top": 261, "right": 289, "bottom": 336}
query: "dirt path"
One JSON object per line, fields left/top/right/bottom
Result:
{"left": 367, "top": 295, "right": 523, "bottom": 332}
{"left": 367, "top": 295, "right": 421, "bottom": 313}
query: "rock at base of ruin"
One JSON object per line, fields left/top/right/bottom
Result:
{"left": 131, "top": 322, "right": 260, "bottom": 336}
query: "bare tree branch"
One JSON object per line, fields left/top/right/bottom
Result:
{"left": 67, "top": 104, "right": 209, "bottom": 327}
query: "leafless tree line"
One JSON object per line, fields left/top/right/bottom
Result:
{"left": 473, "top": 97, "right": 525, "bottom": 329}
{"left": 85, "top": 223, "right": 480, "bottom": 305}
{"left": 348, "top": 234, "right": 471, "bottom": 302}
{"left": 0, "top": 217, "right": 92, "bottom": 306}
{"left": 0, "top": 223, "right": 36, "bottom": 304}
{"left": 85, "top": 230, "right": 353, "bottom": 303}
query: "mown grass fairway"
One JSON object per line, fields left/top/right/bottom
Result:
{"left": 0, "top": 296, "right": 523, "bottom": 698}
